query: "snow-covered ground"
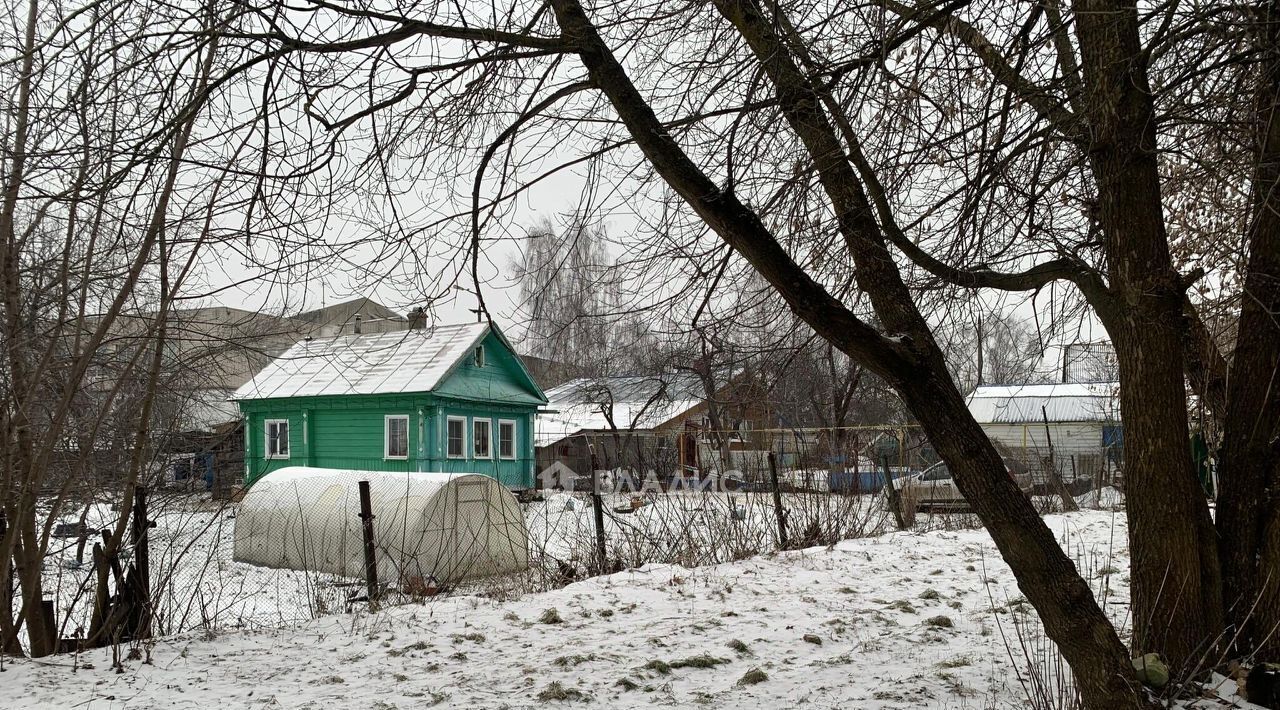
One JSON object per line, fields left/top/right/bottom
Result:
{"left": 32, "top": 489, "right": 901, "bottom": 641}
{"left": 12, "top": 508, "right": 1252, "bottom": 710}
{"left": 13, "top": 490, "right": 1259, "bottom": 709}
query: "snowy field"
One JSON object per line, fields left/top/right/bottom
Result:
{"left": 13, "top": 488, "right": 1257, "bottom": 709}
{"left": 31, "top": 488, "right": 905, "bottom": 640}
{"left": 9, "top": 507, "right": 1255, "bottom": 710}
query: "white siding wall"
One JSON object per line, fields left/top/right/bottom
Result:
{"left": 980, "top": 423, "right": 1113, "bottom": 484}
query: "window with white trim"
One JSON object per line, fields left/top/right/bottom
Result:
{"left": 474, "top": 345, "right": 485, "bottom": 367}
{"left": 446, "top": 416, "right": 466, "bottom": 458}
{"left": 473, "top": 418, "right": 492, "bottom": 459}
{"left": 498, "top": 419, "right": 517, "bottom": 460}
{"left": 265, "top": 419, "right": 289, "bottom": 459}
{"left": 385, "top": 415, "right": 409, "bottom": 459}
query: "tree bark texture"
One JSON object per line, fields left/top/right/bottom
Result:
{"left": 1072, "top": 0, "right": 1223, "bottom": 669}
{"left": 1216, "top": 0, "right": 1280, "bottom": 661}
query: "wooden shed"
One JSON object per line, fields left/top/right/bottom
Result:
{"left": 233, "top": 321, "right": 547, "bottom": 489}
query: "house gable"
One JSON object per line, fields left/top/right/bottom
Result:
{"left": 431, "top": 328, "right": 547, "bottom": 406}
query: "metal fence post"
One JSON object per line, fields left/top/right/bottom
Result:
{"left": 588, "top": 445, "right": 608, "bottom": 575}
{"left": 357, "top": 481, "right": 379, "bottom": 601}
{"left": 767, "top": 451, "right": 788, "bottom": 548}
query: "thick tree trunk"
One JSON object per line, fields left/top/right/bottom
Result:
{"left": 12, "top": 524, "right": 52, "bottom": 657}
{"left": 1112, "top": 315, "right": 1223, "bottom": 666}
{"left": 1217, "top": 0, "right": 1280, "bottom": 661}
{"left": 549, "top": 1, "right": 1155, "bottom": 706}
{"left": 898, "top": 369, "right": 1148, "bottom": 706}
{"left": 1180, "top": 297, "right": 1229, "bottom": 426}
{"left": 0, "top": 513, "right": 19, "bottom": 656}
{"left": 1072, "top": 0, "right": 1222, "bottom": 670}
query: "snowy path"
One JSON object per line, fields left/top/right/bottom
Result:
{"left": 7, "top": 511, "right": 1137, "bottom": 709}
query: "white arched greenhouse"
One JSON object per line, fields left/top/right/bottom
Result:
{"left": 233, "top": 467, "right": 529, "bottom": 586}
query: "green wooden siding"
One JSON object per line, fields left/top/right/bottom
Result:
{"left": 239, "top": 330, "right": 543, "bottom": 489}
{"left": 432, "top": 332, "right": 544, "bottom": 406}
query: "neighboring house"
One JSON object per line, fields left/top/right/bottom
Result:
{"left": 233, "top": 321, "right": 547, "bottom": 490}
{"left": 161, "top": 306, "right": 307, "bottom": 428}
{"left": 78, "top": 305, "right": 305, "bottom": 493}
{"left": 65, "top": 297, "right": 421, "bottom": 495}
{"left": 293, "top": 297, "right": 410, "bottom": 337}
{"left": 966, "top": 382, "right": 1122, "bottom": 485}
{"left": 112, "top": 298, "right": 414, "bottom": 435}
{"left": 535, "top": 372, "right": 772, "bottom": 479}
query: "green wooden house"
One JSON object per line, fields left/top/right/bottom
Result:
{"left": 232, "top": 321, "right": 547, "bottom": 489}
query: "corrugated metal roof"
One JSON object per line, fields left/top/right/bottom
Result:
{"left": 967, "top": 382, "right": 1120, "bottom": 424}
{"left": 535, "top": 374, "right": 705, "bottom": 446}
{"left": 232, "top": 322, "right": 489, "bottom": 400}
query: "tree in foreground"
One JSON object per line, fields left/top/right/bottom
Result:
{"left": 5, "top": 0, "right": 1269, "bottom": 705}
{"left": 224, "top": 1, "right": 1208, "bottom": 706}
{"left": 0, "top": 0, "right": 324, "bottom": 654}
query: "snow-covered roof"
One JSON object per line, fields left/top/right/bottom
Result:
{"left": 535, "top": 374, "right": 705, "bottom": 447}
{"left": 967, "top": 382, "right": 1120, "bottom": 424}
{"left": 232, "top": 323, "right": 489, "bottom": 400}
{"left": 182, "top": 388, "right": 240, "bottom": 430}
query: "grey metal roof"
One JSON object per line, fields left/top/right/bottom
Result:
{"left": 232, "top": 322, "right": 489, "bottom": 400}
{"left": 535, "top": 373, "right": 707, "bottom": 446}
{"left": 967, "top": 382, "right": 1120, "bottom": 424}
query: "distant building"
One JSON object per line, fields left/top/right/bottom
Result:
{"left": 120, "top": 298, "right": 417, "bottom": 434}
{"left": 293, "top": 297, "right": 409, "bottom": 337}
{"left": 1059, "top": 341, "right": 1119, "bottom": 383}
{"left": 65, "top": 297, "right": 426, "bottom": 494}
{"left": 233, "top": 321, "right": 546, "bottom": 490}
{"left": 534, "top": 372, "right": 772, "bottom": 480}
{"left": 967, "top": 382, "right": 1122, "bottom": 486}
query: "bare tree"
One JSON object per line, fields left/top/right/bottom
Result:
{"left": 863, "top": 0, "right": 1279, "bottom": 665}
{"left": 107, "top": 0, "right": 1275, "bottom": 702}
{"left": 515, "top": 217, "right": 656, "bottom": 377}
{"left": 942, "top": 310, "right": 1049, "bottom": 393}
{"left": 1215, "top": 0, "right": 1280, "bottom": 661}
{"left": 0, "top": 0, "right": 323, "bottom": 656}
{"left": 227, "top": 3, "right": 1149, "bottom": 705}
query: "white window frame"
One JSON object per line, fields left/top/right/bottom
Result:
{"left": 446, "top": 416, "right": 467, "bottom": 459}
{"left": 474, "top": 345, "right": 485, "bottom": 367}
{"left": 497, "top": 419, "right": 517, "bottom": 460}
{"left": 265, "top": 419, "right": 290, "bottom": 459}
{"left": 472, "top": 417, "right": 493, "bottom": 459}
{"left": 384, "top": 414, "right": 410, "bottom": 460}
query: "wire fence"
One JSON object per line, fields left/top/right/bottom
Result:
{"left": 14, "top": 422, "right": 1126, "bottom": 657}
{"left": 534, "top": 422, "right": 1123, "bottom": 496}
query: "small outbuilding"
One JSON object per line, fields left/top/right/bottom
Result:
{"left": 534, "top": 372, "right": 774, "bottom": 479}
{"left": 967, "top": 382, "right": 1122, "bottom": 486}
{"left": 233, "top": 467, "right": 529, "bottom": 584}
{"left": 233, "top": 321, "right": 547, "bottom": 489}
